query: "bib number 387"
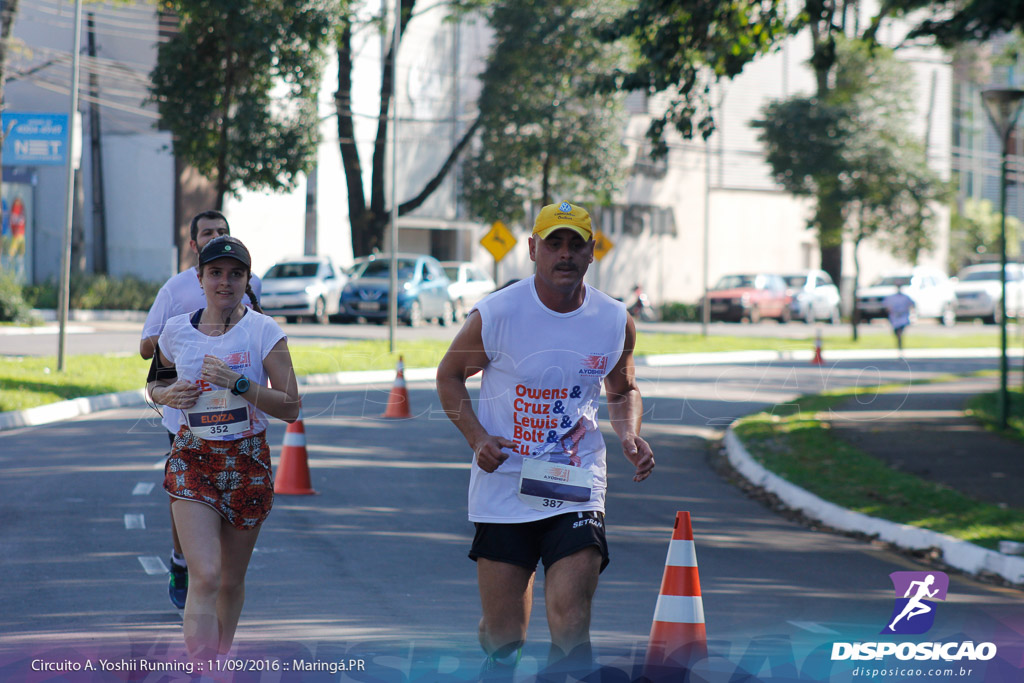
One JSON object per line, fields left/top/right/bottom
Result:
{"left": 517, "top": 458, "right": 593, "bottom": 512}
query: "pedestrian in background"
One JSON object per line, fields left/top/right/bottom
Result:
{"left": 139, "top": 210, "right": 262, "bottom": 609}
{"left": 883, "top": 285, "right": 915, "bottom": 353}
{"left": 436, "top": 201, "right": 655, "bottom": 679}
{"left": 147, "top": 236, "right": 297, "bottom": 658}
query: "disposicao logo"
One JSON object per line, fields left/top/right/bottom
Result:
{"left": 883, "top": 571, "right": 948, "bottom": 635}
{"left": 830, "top": 570, "right": 997, "bottom": 663}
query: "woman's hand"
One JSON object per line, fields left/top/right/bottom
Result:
{"left": 155, "top": 380, "right": 201, "bottom": 409}
{"left": 201, "top": 354, "right": 240, "bottom": 389}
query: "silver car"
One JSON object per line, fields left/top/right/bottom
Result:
{"left": 784, "top": 270, "right": 841, "bottom": 324}
{"left": 954, "top": 263, "right": 1024, "bottom": 324}
{"left": 260, "top": 256, "right": 347, "bottom": 324}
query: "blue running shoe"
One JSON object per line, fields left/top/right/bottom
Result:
{"left": 168, "top": 560, "right": 188, "bottom": 609}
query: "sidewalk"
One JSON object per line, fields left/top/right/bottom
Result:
{"left": 827, "top": 375, "right": 1024, "bottom": 510}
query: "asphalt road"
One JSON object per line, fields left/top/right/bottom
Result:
{"left": 1, "top": 358, "right": 1021, "bottom": 681}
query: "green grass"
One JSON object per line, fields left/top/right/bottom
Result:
{"left": 0, "top": 342, "right": 454, "bottom": 413}
{"left": 0, "top": 329, "right": 1010, "bottom": 413}
{"left": 965, "top": 389, "right": 1024, "bottom": 442}
{"left": 733, "top": 385, "right": 1024, "bottom": 551}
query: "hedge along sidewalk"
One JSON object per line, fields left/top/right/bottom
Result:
{"left": 725, "top": 378, "right": 1024, "bottom": 585}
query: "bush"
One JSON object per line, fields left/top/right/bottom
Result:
{"left": 21, "top": 274, "right": 161, "bottom": 311}
{"left": 659, "top": 301, "right": 700, "bottom": 322}
{"left": 0, "top": 270, "right": 33, "bottom": 322}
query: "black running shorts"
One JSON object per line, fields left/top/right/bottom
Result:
{"left": 469, "top": 511, "right": 609, "bottom": 573}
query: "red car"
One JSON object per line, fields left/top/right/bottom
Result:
{"left": 704, "top": 273, "right": 791, "bottom": 323}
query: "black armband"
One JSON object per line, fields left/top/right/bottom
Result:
{"left": 146, "top": 343, "right": 178, "bottom": 382}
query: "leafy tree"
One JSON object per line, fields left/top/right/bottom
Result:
{"left": 950, "top": 198, "right": 1022, "bottom": 271}
{"left": 150, "top": 0, "right": 333, "bottom": 208}
{"left": 461, "top": 0, "right": 627, "bottom": 225}
{"left": 906, "top": 1, "right": 1024, "bottom": 47}
{"left": 599, "top": 0, "right": 955, "bottom": 289}
{"left": 755, "top": 38, "right": 947, "bottom": 335}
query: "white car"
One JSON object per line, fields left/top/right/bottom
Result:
{"left": 784, "top": 270, "right": 841, "bottom": 324}
{"left": 855, "top": 266, "right": 957, "bottom": 326}
{"left": 441, "top": 261, "right": 496, "bottom": 323}
{"left": 260, "top": 256, "right": 347, "bottom": 324}
{"left": 954, "top": 263, "right": 1024, "bottom": 324}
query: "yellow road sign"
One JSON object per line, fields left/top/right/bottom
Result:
{"left": 481, "top": 221, "right": 517, "bottom": 262}
{"left": 593, "top": 230, "right": 614, "bottom": 261}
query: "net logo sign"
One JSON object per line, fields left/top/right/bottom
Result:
{"left": 882, "top": 571, "right": 948, "bottom": 635}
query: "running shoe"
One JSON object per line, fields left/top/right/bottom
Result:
{"left": 168, "top": 560, "right": 188, "bottom": 609}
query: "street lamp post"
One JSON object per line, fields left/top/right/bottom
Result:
{"left": 981, "top": 87, "right": 1024, "bottom": 430}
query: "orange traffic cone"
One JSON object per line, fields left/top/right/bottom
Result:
{"left": 274, "top": 412, "right": 316, "bottom": 495}
{"left": 644, "top": 511, "right": 707, "bottom": 676}
{"left": 811, "top": 329, "right": 824, "bottom": 365}
{"left": 382, "top": 355, "right": 412, "bottom": 419}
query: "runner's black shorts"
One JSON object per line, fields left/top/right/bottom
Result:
{"left": 469, "top": 511, "right": 609, "bottom": 573}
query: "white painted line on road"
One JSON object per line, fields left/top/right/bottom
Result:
{"left": 154, "top": 459, "right": 166, "bottom": 470}
{"left": 132, "top": 482, "right": 155, "bottom": 496}
{"left": 138, "top": 556, "right": 168, "bottom": 576}
{"left": 788, "top": 621, "right": 839, "bottom": 635}
{"left": 124, "top": 513, "right": 146, "bottom": 530}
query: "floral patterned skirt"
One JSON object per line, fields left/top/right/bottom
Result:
{"left": 164, "top": 426, "right": 274, "bottom": 530}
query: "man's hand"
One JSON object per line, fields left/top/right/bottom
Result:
{"left": 472, "top": 434, "right": 516, "bottom": 473}
{"left": 156, "top": 380, "right": 201, "bottom": 409}
{"left": 622, "top": 435, "right": 654, "bottom": 482}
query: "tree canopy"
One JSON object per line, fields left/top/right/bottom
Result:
{"left": 461, "top": 0, "right": 627, "bottom": 226}
{"left": 150, "top": 0, "right": 333, "bottom": 208}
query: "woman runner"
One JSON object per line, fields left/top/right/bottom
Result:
{"left": 147, "top": 235, "right": 300, "bottom": 657}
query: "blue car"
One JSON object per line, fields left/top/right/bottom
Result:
{"left": 338, "top": 253, "right": 453, "bottom": 326}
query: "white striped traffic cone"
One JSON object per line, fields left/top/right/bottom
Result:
{"left": 274, "top": 411, "right": 316, "bottom": 495}
{"left": 644, "top": 511, "right": 707, "bottom": 675}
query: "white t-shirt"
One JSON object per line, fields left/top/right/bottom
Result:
{"left": 467, "top": 276, "right": 627, "bottom": 523}
{"left": 884, "top": 291, "right": 914, "bottom": 329}
{"left": 142, "top": 267, "right": 262, "bottom": 433}
{"left": 158, "top": 309, "right": 286, "bottom": 440}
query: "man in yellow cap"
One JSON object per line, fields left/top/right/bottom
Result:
{"left": 437, "top": 201, "right": 655, "bottom": 679}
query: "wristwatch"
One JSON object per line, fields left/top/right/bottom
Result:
{"left": 231, "top": 375, "right": 250, "bottom": 396}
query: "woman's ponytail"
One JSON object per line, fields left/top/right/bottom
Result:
{"left": 245, "top": 281, "right": 263, "bottom": 314}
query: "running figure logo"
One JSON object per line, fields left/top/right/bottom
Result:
{"left": 882, "top": 571, "right": 949, "bottom": 635}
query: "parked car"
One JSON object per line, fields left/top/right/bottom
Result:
{"left": 338, "top": 253, "right": 453, "bottom": 326}
{"left": 441, "top": 261, "right": 496, "bottom": 323}
{"left": 784, "top": 270, "right": 841, "bottom": 324}
{"left": 702, "top": 273, "right": 790, "bottom": 323}
{"left": 953, "top": 263, "right": 1024, "bottom": 324}
{"left": 260, "top": 256, "right": 346, "bottom": 324}
{"left": 855, "top": 266, "right": 956, "bottom": 325}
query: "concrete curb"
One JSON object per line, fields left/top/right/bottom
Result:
{"left": 723, "top": 428, "right": 1024, "bottom": 585}
{"left": 0, "top": 367, "right": 440, "bottom": 432}
{"left": 30, "top": 309, "right": 148, "bottom": 322}
{"left": 2, "top": 347, "right": 1015, "bottom": 431}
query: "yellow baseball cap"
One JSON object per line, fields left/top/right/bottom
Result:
{"left": 532, "top": 202, "right": 593, "bottom": 241}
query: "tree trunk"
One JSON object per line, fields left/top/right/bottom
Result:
{"left": 335, "top": 18, "right": 372, "bottom": 255}
{"left": 0, "top": 0, "right": 22, "bottom": 214}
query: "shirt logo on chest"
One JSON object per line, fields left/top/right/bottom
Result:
{"left": 579, "top": 354, "right": 607, "bottom": 376}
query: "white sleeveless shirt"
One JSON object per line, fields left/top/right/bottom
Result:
{"left": 468, "top": 276, "right": 627, "bottom": 523}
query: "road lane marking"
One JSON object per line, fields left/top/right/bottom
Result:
{"left": 788, "top": 621, "right": 839, "bottom": 634}
{"left": 138, "top": 556, "right": 167, "bottom": 575}
{"left": 124, "top": 513, "right": 146, "bottom": 529}
{"left": 132, "top": 482, "right": 155, "bottom": 495}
